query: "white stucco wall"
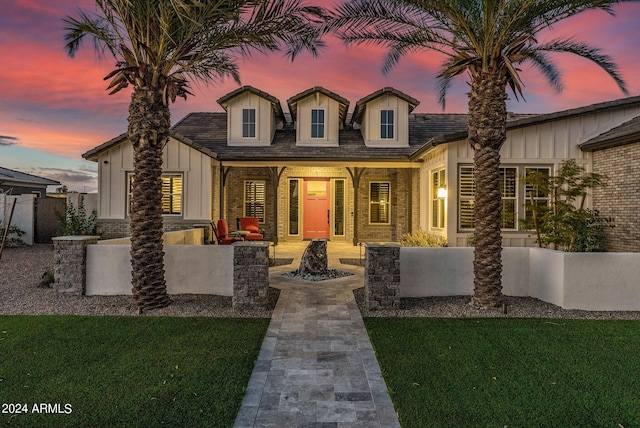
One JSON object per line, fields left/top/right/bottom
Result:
{"left": 399, "top": 247, "right": 640, "bottom": 311}
{"left": 86, "top": 244, "right": 233, "bottom": 296}
{"left": 0, "top": 194, "right": 35, "bottom": 245}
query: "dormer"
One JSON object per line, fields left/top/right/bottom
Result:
{"left": 287, "top": 87, "right": 349, "bottom": 147}
{"left": 351, "top": 87, "right": 419, "bottom": 147}
{"left": 217, "top": 86, "right": 286, "bottom": 146}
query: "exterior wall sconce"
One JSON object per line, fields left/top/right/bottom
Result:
{"left": 437, "top": 186, "right": 447, "bottom": 199}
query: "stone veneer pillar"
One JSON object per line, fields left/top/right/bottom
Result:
{"left": 52, "top": 236, "right": 99, "bottom": 295}
{"left": 364, "top": 243, "right": 401, "bottom": 310}
{"left": 233, "top": 242, "right": 270, "bottom": 310}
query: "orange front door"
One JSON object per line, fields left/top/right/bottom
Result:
{"left": 303, "top": 179, "right": 330, "bottom": 239}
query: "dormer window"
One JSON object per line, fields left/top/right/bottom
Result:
{"left": 242, "top": 108, "right": 256, "bottom": 138}
{"left": 381, "top": 110, "right": 394, "bottom": 139}
{"left": 311, "top": 109, "right": 325, "bottom": 138}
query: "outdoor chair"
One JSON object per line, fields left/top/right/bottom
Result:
{"left": 237, "top": 217, "right": 264, "bottom": 241}
{"left": 212, "top": 219, "right": 244, "bottom": 245}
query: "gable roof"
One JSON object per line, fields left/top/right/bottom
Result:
{"left": 0, "top": 166, "right": 60, "bottom": 187}
{"left": 287, "top": 87, "right": 350, "bottom": 124}
{"left": 410, "top": 95, "right": 640, "bottom": 159}
{"left": 351, "top": 87, "right": 420, "bottom": 124}
{"left": 216, "top": 85, "right": 286, "bottom": 124}
{"left": 81, "top": 130, "right": 218, "bottom": 161}
{"left": 579, "top": 115, "right": 640, "bottom": 151}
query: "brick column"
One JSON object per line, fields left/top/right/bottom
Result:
{"left": 52, "top": 236, "right": 99, "bottom": 295}
{"left": 364, "top": 243, "right": 401, "bottom": 310}
{"left": 233, "top": 242, "right": 270, "bottom": 310}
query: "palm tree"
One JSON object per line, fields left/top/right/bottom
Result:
{"left": 329, "top": 0, "right": 628, "bottom": 309}
{"left": 64, "top": 0, "right": 327, "bottom": 312}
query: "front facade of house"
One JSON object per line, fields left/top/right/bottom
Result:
{"left": 83, "top": 87, "right": 640, "bottom": 251}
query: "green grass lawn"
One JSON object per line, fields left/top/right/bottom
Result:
{"left": 0, "top": 315, "right": 268, "bottom": 427}
{"left": 365, "top": 318, "right": 640, "bottom": 428}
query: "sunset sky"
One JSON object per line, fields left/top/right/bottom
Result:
{"left": 1, "top": 0, "right": 639, "bottom": 192}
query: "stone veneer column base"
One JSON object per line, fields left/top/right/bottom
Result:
{"left": 233, "top": 242, "right": 270, "bottom": 310}
{"left": 53, "top": 236, "right": 99, "bottom": 295}
{"left": 364, "top": 243, "right": 401, "bottom": 310}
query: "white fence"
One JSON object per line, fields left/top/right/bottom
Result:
{"left": 400, "top": 247, "right": 640, "bottom": 311}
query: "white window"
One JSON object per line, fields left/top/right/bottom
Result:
{"left": 242, "top": 108, "right": 256, "bottom": 138}
{"left": 369, "top": 182, "right": 390, "bottom": 224}
{"left": 311, "top": 109, "right": 325, "bottom": 139}
{"left": 381, "top": 110, "right": 394, "bottom": 139}
{"left": 244, "top": 180, "right": 265, "bottom": 222}
{"left": 431, "top": 169, "right": 445, "bottom": 229}
{"left": 128, "top": 173, "right": 183, "bottom": 216}
{"left": 524, "top": 167, "right": 551, "bottom": 224}
{"left": 458, "top": 166, "right": 517, "bottom": 230}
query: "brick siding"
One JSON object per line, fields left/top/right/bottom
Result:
{"left": 592, "top": 141, "right": 640, "bottom": 252}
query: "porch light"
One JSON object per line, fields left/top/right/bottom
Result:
{"left": 437, "top": 186, "right": 447, "bottom": 199}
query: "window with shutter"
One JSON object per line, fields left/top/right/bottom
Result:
{"left": 369, "top": 182, "right": 391, "bottom": 224}
{"left": 128, "top": 173, "right": 183, "bottom": 216}
{"left": 244, "top": 180, "right": 265, "bottom": 222}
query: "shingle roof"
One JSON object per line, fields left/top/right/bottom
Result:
{"left": 169, "top": 112, "right": 468, "bottom": 162}
{"left": 0, "top": 166, "right": 60, "bottom": 186}
{"left": 579, "top": 115, "right": 640, "bottom": 151}
{"left": 351, "top": 87, "right": 420, "bottom": 124}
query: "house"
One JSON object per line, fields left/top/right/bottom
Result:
{"left": 82, "top": 86, "right": 640, "bottom": 251}
{"left": 0, "top": 166, "right": 60, "bottom": 196}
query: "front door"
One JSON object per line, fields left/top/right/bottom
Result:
{"left": 303, "top": 179, "right": 330, "bottom": 239}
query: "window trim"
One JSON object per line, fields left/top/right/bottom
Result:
{"left": 244, "top": 179, "right": 266, "bottom": 223}
{"left": 127, "top": 172, "right": 184, "bottom": 217}
{"left": 242, "top": 108, "right": 256, "bottom": 139}
{"left": 288, "top": 178, "right": 300, "bottom": 236}
{"left": 431, "top": 168, "right": 446, "bottom": 230}
{"left": 311, "top": 109, "right": 325, "bottom": 139}
{"left": 369, "top": 181, "right": 391, "bottom": 225}
{"left": 380, "top": 109, "right": 395, "bottom": 140}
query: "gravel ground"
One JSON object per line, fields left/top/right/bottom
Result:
{"left": 2, "top": 245, "right": 639, "bottom": 320}
{"left": 0, "top": 245, "right": 276, "bottom": 317}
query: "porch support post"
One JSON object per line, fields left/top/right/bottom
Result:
{"left": 346, "top": 167, "right": 366, "bottom": 246}
{"left": 404, "top": 169, "right": 413, "bottom": 235}
{"left": 267, "top": 166, "right": 286, "bottom": 244}
{"left": 220, "top": 165, "right": 231, "bottom": 220}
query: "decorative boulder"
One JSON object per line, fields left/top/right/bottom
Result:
{"left": 297, "top": 239, "right": 328, "bottom": 275}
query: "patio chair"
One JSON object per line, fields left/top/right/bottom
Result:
{"left": 212, "top": 219, "right": 244, "bottom": 245}
{"left": 237, "top": 217, "right": 264, "bottom": 241}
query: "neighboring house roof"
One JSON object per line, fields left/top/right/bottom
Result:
{"left": 287, "top": 87, "right": 350, "bottom": 125}
{"left": 0, "top": 166, "right": 60, "bottom": 188}
{"left": 351, "top": 87, "right": 420, "bottom": 124}
{"left": 410, "top": 95, "right": 640, "bottom": 159}
{"left": 169, "top": 112, "right": 468, "bottom": 162}
{"left": 216, "top": 85, "right": 286, "bottom": 124}
{"left": 81, "top": 130, "right": 218, "bottom": 161}
{"left": 579, "top": 115, "right": 640, "bottom": 151}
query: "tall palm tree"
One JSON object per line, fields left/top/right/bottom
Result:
{"left": 329, "top": 0, "right": 628, "bottom": 309}
{"left": 64, "top": 0, "right": 327, "bottom": 312}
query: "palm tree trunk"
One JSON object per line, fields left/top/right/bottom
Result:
{"left": 468, "top": 72, "right": 507, "bottom": 309}
{"left": 128, "top": 86, "right": 171, "bottom": 311}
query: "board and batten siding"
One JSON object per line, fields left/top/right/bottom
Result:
{"left": 295, "top": 93, "right": 341, "bottom": 146}
{"left": 419, "top": 104, "right": 640, "bottom": 247}
{"left": 360, "top": 93, "right": 410, "bottom": 147}
{"left": 226, "top": 91, "right": 276, "bottom": 146}
{"left": 96, "top": 137, "right": 213, "bottom": 221}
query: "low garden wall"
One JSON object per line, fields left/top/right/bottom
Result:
{"left": 53, "top": 235, "right": 269, "bottom": 310}
{"left": 97, "top": 228, "right": 204, "bottom": 245}
{"left": 395, "top": 246, "right": 640, "bottom": 311}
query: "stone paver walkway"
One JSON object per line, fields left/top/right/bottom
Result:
{"left": 234, "top": 243, "right": 400, "bottom": 428}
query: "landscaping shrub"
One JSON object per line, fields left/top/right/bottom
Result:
{"left": 400, "top": 228, "right": 448, "bottom": 247}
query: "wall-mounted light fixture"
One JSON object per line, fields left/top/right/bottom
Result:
{"left": 437, "top": 186, "right": 447, "bottom": 199}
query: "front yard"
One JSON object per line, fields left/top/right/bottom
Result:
{"left": 0, "top": 315, "right": 268, "bottom": 427}
{"left": 365, "top": 318, "right": 640, "bottom": 427}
